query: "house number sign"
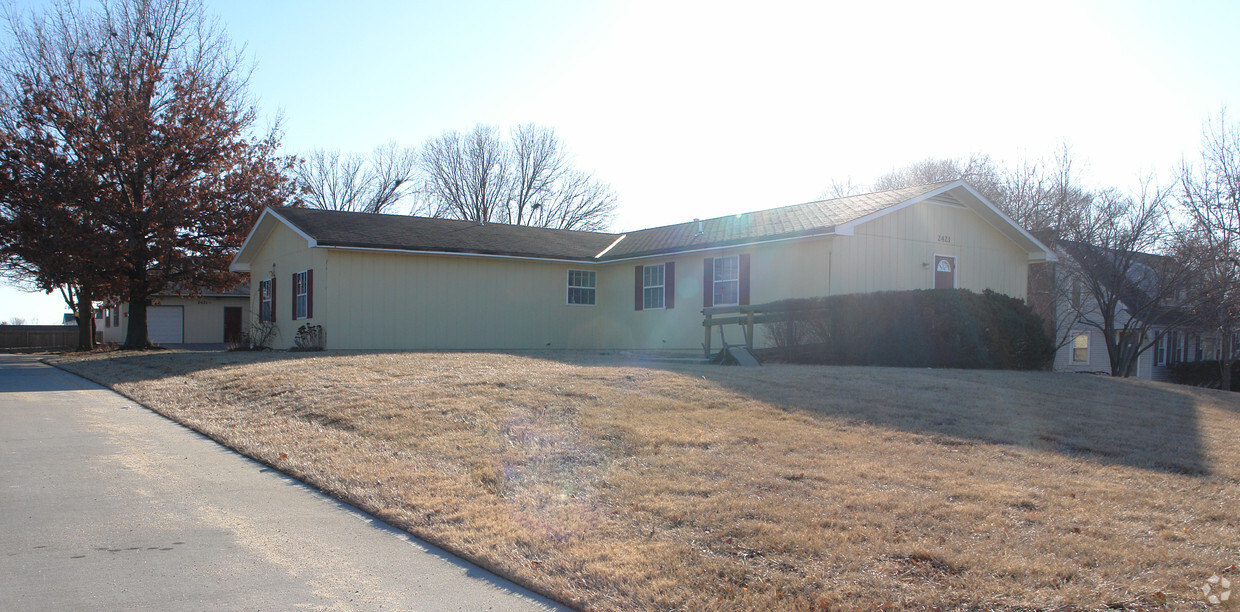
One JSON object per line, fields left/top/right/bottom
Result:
{"left": 937, "top": 234, "right": 952, "bottom": 243}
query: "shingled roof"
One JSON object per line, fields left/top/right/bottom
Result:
{"left": 234, "top": 181, "right": 1049, "bottom": 270}
{"left": 272, "top": 207, "right": 618, "bottom": 261}
{"left": 605, "top": 182, "right": 951, "bottom": 259}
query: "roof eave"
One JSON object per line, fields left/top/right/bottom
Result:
{"left": 230, "top": 207, "right": 319, "bottom": 272}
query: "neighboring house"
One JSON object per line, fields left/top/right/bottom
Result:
{"left": 1043, "top": 240, "right": 1234, "bottom": 380}
{"left": 229, "top": 180, "right": 1055, "bottom": 351}
{"left": 97, "top": 284, "right": 250, "bottom": 346}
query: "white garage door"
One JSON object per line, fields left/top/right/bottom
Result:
{"left": 147, "top": 306, "right": 184, "bottom": 345}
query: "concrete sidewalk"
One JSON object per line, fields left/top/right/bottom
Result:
{"left": 0, "top": 354, "right": 566, "bottom": 611}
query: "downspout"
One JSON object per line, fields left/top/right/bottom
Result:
{"left": 827, "top": 251, "right": 832, "bottom": 296}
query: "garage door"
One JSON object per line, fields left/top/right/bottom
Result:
{"left": 147, "top": 306, "right": 184, "bottom": 345}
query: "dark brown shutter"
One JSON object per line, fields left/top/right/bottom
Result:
{"left": 664, "top": 261, "right": 675, "bottom": 309}
{"left": 307, "top": 269, "right": 313, "bottom": 318}
{"left": 270, "top": 277, "right": 276, "bottom": 322}
{"left": 703, "top": 258, "right": 714, "bottom": 307}
{"left": 634, "top": 266, "right": 644, "bottom": 310}
{"left": 292, "top": 273, "right": 297, "bottom": 319}
{"left": 738, "top": 253, "right": 751, "bottom": 306}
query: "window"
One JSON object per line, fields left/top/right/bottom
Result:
{"left": 293, "top": 270, "right": 311, "bottom": 320}
{"left": 643, "top": 264, "right": 665, "bottom": 309}
{"left": 1072, "top": 332, "right": 1089, "bottom": 364}
{"left": 1070, "top": 278, "right": 1082, "bottom": 310}
{"left": 1203, "top": 337, "right": 1219, "bottom": 361}
{"left": 259, "top": 278, "right": 274, "bottom": 322}
{"left": 703, "top": 254, "right": 749, "bottom": 308}
{"left": 567, "top": 270, "right": 595, "bottom": 305}
{"left": 1155, "top": 335, "right": 1166, "bottom": 366}
{"left": 713, "top": 255, "right": 739, "bottom": 306}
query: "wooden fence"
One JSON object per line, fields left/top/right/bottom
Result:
{"left": 0, "top": 325, "right": 99, "bottom": 351}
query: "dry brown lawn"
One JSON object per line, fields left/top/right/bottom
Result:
{"left": 49, "top": 350, "right": 1240, "bottom": 610}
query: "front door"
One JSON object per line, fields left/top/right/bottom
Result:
{"left": 224, "top": 307, "right": 242, "bottom": 344}
{"left": 933, "top": 255, "right": 956, "bottom": 289}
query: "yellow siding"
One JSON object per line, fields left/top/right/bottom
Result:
{"left": 247, "top": 222, "right": 328, "bottom": 348}
{"left": 104, "top": 296, "right": 249, "bottom": 344}
{"left": 246, "top": 199, "right": 1032, "bottom": 351}
{"left": 592, "top": 237, "right": 835, "bottom": 350}
{"left": 320, "top": 249, "right": 603, "bottom": 350}
{"left": 151, "top": 296, "right": 249, "bottom": 343}
{"left": 832, "top": 200, "right": 1028, "bottom": 297}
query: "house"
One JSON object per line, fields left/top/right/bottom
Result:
{"left": 97, "top": 284, "right": 250, "bottom": 346}
{"left": 228, "top": 180, "right": 1055, "bottom": 351}
{"left": 1043, "top": 240, "right": 1235, "bottom": 380}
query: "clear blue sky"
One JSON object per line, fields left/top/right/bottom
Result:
{"left": 3, "top": 0, "right": 1238, "bottom": 322}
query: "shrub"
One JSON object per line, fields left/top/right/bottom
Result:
{"left": 1167, "top": 360, "right": 1240, "bottom": 391}
{"left": 293, "top": 324, "right": 326, "bottom": 351}
{"left": 760, "top": 289, "right": 1054, "bottom": 370}
{"left": 229, "top": 319, "right": 278, "bottom": 351}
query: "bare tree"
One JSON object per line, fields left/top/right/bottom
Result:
{"left": 508, "top": 123, "right": 617, "bottom": 231}
{"left": 1061, "top": 182, "right": 1192, "bottom": 377}
{"left": 873, "top": 153, "right": 1007, "bottom": 205}
{"left": 419, "top": 123, "right": 616, "bottom": 230}
{"left": 295, "top": 142, "right": 415, "bottom": 214}
{"left": 818, "top": 177, "right": 865, "bottom": 199}
{"left": 1174, "top": 109, "right": 1240, "bottom": 388}
{"left": 419, "top": 124, "right": 510, "bottom": 223}
{"left": 861, "top": 147, "right": 1091, "bottom": 237}
{"left": 1000, "top": 144, "right": 1092, "bottom": 237}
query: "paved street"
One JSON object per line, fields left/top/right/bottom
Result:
{"left": 0, "top": 354, "right": 565, "bottom": 611}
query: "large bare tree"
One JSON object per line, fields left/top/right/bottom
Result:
{"left": 872, "top": 153, "right": 1007, "bottom": 206}
{"left": 0, "top": 0, "right": 292, "bottom": 350}
{"left": 419, "top": 124, "right": 509, "bottom": 224}
{"left": 419, "top": 123, "right": 616, "bottom": 231}
{"left": 1059, "top": 182, "right": 1194, "bottom": 377}
{"left": 1174, "top": 109, "right": 1240, "bottom": 388}
{"left": 295, "top": 142, "right": 416, "bottom": 214}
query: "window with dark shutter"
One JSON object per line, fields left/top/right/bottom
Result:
{"left": 738, "top": 254, "right": 750, "bottom": 306}
{"left": 664, "top": 261, "right": 675, "bottom": 309}
{"left": 642, "top": 264, "right": 665, "bottom": 309}
{"left": 703, "top": 258, "right": 714, "bottom": 308}
{"left": 259, "top": 278, "right": 274, "bottom": 323}
{"left": 634, "top": 265, "right": 644, "bottom": 311}
{"left": 294, "top": 270, "right": 310, "bottom": 320}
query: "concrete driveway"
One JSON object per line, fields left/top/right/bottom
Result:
{"left": 0, "top": 354, "right": 566, "bottom": 611}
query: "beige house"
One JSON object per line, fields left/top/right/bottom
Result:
{"left": 97, "top": 285, "right": 249, "bottom": 346}
{"left": 229, "top": 181, "right": 1054, "bottom": 351}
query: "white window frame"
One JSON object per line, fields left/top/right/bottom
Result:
{"left": 259, "top": 278, "right": 274, "bottom": 323}
{"left": 1155, "top": 334, "right": 1166, "bottom": 366}
{"left": 712, "top": 255, "right": 739, "bottom": 307}
{"left": 566, "top": 269, "right": 596, "bottom": 306}
{"left": 1203, "top": 336, "right": 1218, "bottom": 361}
{"left": 294, "top": 270, "right": 309, "bottom": 320}
{"left": 643, "top": 264, "right": 665, "bottom": 310}
{"left": 1071, "top": 332, "right": 1089, "bottom": 364}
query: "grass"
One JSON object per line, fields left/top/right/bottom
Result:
{"left": 49, "top": 350, "right": 1240, "bottom": 610}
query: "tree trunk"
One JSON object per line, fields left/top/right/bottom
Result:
{"left": 121, "top": 280, "right": 152, "bottom": 350}
{"left": 75, "top": 285, "right": 94, "bottom": 351}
